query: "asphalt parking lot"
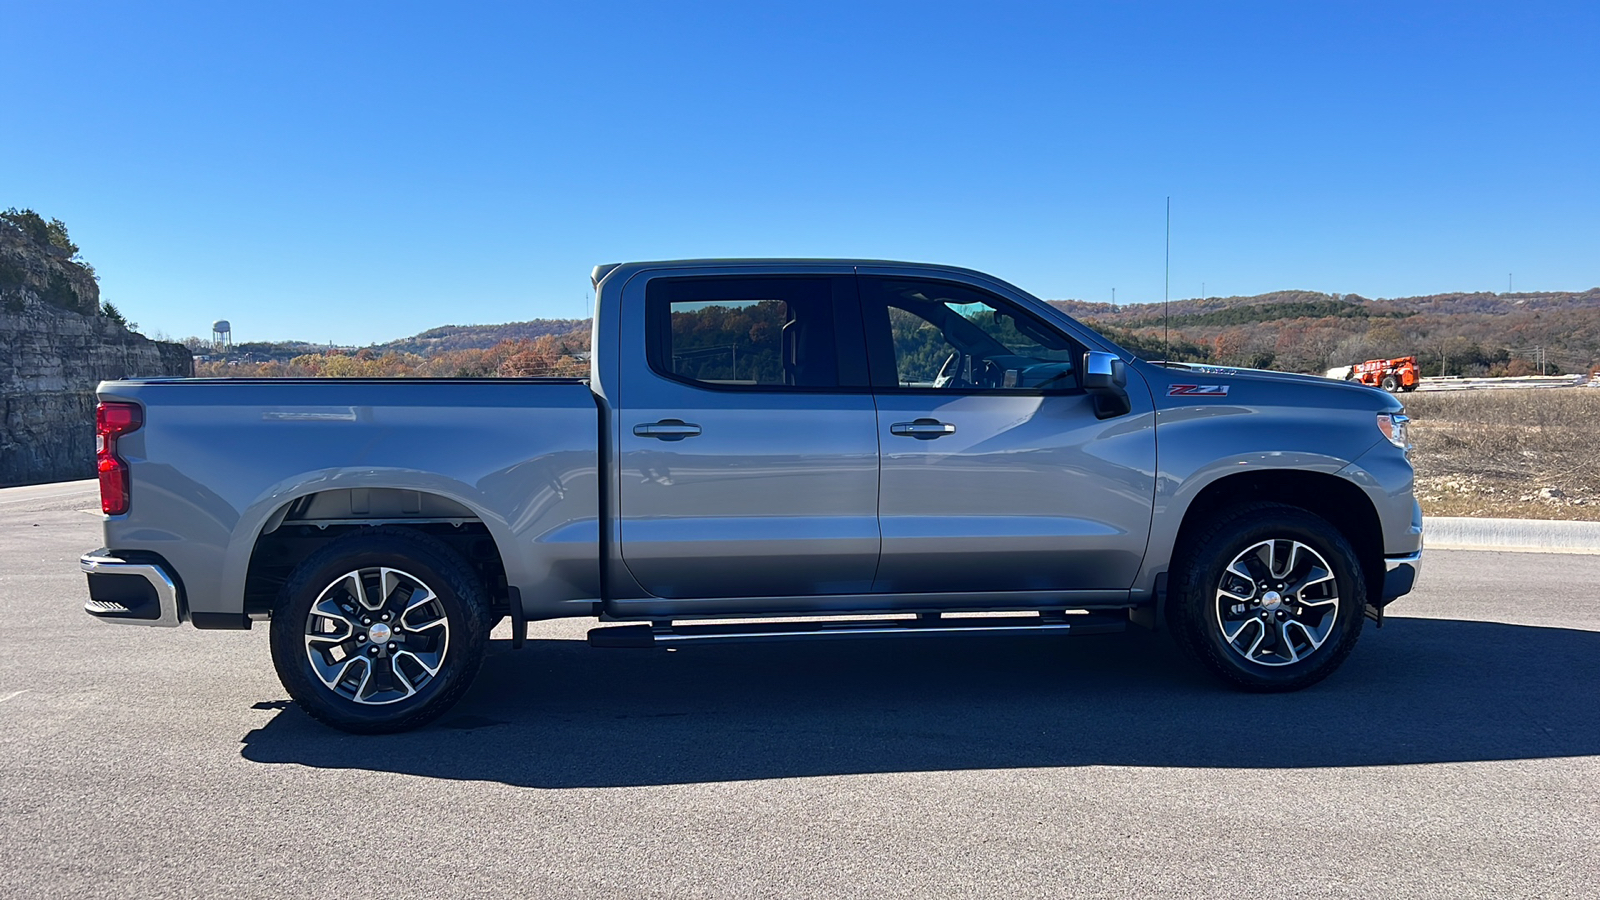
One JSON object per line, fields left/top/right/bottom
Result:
{"left": 2, "top": 482, "right": 1597, "bottom": 899}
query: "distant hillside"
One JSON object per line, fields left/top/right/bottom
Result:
{"left": 190, "top": 319, "right": 591, "bottom": 366}
{"left": 380, "top": 318, "right": 589, "bottom": 355}
{"left": 1059, "top": 287, "right": 1600, "bottom": 325}
{"left": 1116, "top": 298, "right": 1403, "bottom": 328}
{"left": 1053, "top": 288, "right": 1600, "bottom": 376}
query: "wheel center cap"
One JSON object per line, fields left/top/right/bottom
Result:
{"left": 368, "top": 622, "right": 393, "bottom": 645}
{"left": 1261, "top": 590, "right": 1284, "bottom": 611}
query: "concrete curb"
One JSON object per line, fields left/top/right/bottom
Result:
{"left": 1426, "top": 516, "right": 1600, "bottom": 554}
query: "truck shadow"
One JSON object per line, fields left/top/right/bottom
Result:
{"left": 239, "top": 616, "right": 1600, "bottom": 787}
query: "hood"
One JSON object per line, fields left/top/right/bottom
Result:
{"left": 1155, "top": 362, "right": 1342, "bottom": 386}
{"left": 1140, "top": 360, "right": 1404, "bottom": 409}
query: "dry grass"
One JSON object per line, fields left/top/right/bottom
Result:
{"left": 1403, "top": 387, "right": 1600, "bottom": 520}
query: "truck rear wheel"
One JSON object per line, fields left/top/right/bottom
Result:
{"left": 1380, "top": 374, "right": 1398, "bottom": 392}
{"left": 269, "top": 527, "right": 489, "bottom": 733}
{"left": 1169, "top": 503, "right": 1364, "bottom": 692}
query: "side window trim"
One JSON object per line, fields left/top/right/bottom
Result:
{"left": 832, "top": 275, "right": 871, "bottom": 388}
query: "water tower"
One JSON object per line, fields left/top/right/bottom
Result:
{"left": 212, "top": 320, "right": 232, "bottom": 349}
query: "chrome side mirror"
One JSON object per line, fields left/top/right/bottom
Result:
{"left": 1082, "top": 351, "right": 1131, "bottom": 419}
{"left": 1082, "top": 351, "right": 1126, "bottom": 390}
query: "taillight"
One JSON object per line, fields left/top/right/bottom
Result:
{"left": 96, "top": 401, "right": 143, "bottom": 515}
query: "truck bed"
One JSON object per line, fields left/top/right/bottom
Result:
{"left": 97, "top": 377, "right": 601, "bottom": 624}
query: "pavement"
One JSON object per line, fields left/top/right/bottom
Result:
{"left": 1, "top": 481, "right": 1598, "bottom": 898}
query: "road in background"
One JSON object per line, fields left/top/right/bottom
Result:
{"left": 1, "top": 485, "right": 1596, "bottom": 899}
{"left": 1319, "top": 370, "right": 1592, "bottom": 391}
{"left": 0, "top": 479, "right": 95, "bottom": 508}
{"left": 1414, "top": 375, "right": 1591, "bottom": 392}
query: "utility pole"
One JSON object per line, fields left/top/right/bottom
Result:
{"left": 1112, "top": 287, "right": 1116, "bottom": 307}
{"left": 1163, "top": 197, "right": 1171, "bottom": 362}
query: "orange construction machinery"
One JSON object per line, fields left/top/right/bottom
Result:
{"left": 1347, "top": 356, "right": 1420, "bottom": 392}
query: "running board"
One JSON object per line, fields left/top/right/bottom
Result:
{"left": 587, "top": 612, "right": 1127, "bottom": 649}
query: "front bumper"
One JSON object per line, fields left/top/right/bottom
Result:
{"left": 1381, "top": 547, "right": 1423, "bottom": 604}
{"left": 81, "top": 549, "right": 183, "bottom": 627}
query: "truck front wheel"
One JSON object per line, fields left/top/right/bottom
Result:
{"left": 1169, "top": 503, "right": 1365, "bottom": 692}
{"left": 269, "top": 528, "right": 490, "bottom": 733}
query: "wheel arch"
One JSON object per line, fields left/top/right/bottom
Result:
{"left": 229, "top": 475, "right": 516, "bottom": 621}
{"left": 1170, "top": 469, "right": 1385, "bottom": 615}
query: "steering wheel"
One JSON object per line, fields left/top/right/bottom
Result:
{"left": 934, "top": 351, "right": 966, "bottom": 388}
{"left": 934, "top": 352, "right": 1003, "bottom": 389}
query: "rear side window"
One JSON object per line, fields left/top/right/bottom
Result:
{"left": 646, "top": 276, "right": 859, "bottom": 390}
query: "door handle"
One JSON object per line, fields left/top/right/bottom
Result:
{"left": 633, "top": 419, "right": 702, "bottom": 441}
{"left": 890, "top": 418, "right": 957, "bottom": 439}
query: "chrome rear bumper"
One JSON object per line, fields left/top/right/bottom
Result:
{"left": 81, "top": 549, "right": 183, "bottom": 627}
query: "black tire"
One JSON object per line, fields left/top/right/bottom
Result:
{"left": 1380, "top": 374, "right": 1398, "bottom": 392}
{"left": 1168, "top": 503, "right": 1364, "bottom": 692}
{"left": 1402, "top": 382, "right": 1418, "bottom": 392}
{"left": 269, "top": 527, "right": 490, "bottom": 733}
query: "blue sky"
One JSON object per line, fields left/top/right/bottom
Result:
{"left": 6, "top": 1, "right": 1597, "bottom": 345}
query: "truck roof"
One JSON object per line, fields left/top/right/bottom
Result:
{"left": 591, "top": 258, "right": 1001, "bottom": 289}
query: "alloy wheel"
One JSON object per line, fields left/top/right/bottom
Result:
{"left": 303, "top": 567, "right": 451, "bottom": 705}
{"left": 1213, "top": 539, "right": 1339, "bottom": 667}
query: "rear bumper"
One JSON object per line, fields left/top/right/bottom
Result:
{"left": 1381, "top": 547, "right": 1423, "bottom": 604}
{"left": 81, "top": 549, "right": 183, "bottom": 627}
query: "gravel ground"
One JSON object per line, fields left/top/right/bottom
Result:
{"left": 1407, "top": 387, "right": 1600, "bottom": 520}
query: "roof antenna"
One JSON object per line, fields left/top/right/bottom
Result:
{"left": 1163, "top": 196, "right": 1171, "bottom": 365}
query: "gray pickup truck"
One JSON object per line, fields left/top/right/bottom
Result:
{"left": 81, "top": 260, "right": 1422, "bottom": 733}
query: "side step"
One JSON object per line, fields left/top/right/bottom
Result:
{"left": 587, "top": 612, "right": 1126, "bottom": 649}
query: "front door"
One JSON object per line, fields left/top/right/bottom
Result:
{"left": 615, "top": 271, "right": 880, "bottom": 600}
{"left": 858, "top": 272, "right": 1156, "bottom": 595}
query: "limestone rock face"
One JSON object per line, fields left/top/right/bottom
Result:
{"left": 1, "top": 228, "right": 192, "bottom": 487}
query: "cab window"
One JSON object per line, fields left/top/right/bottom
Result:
{"left": 860, "top": 277, "right": 1081, "bottom": 391}
{"left": 646, "top": 276, "right": 859, "bottom": 390}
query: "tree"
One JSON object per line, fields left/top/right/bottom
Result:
{"left": 100, "top": 301, "right": 134, "bottom": 330}
{"left": 1213, "top": 327, "right": 1275, "bottom": 369}
{"left": 1297, "top": 326, "right": 1346, "bottom": 373}
{"left": 1, "top": 208, "right": 80, "bottom": 256}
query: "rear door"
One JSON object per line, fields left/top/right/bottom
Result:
{"left": 614, "top": 268, "right": 880, "bottom": 600}
{"left": 858, "top": 271, "right": 1156, "bottom": 595}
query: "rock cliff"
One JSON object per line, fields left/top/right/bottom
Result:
{"left": 1, "top": 216, "right": 192, "bottom": 487}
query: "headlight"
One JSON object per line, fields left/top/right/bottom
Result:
{"left": 1377, "top": 413, "right": 1411, "bottom": 450}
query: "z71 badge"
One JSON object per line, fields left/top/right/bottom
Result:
{"left": 1168, "top": 384, "right": 1230, "bottom": 396}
